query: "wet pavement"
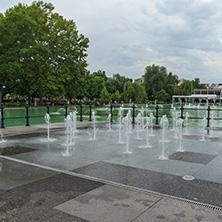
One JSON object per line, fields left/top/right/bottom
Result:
{"left": 0, "top": 121, "right": 222, "bottom": 221}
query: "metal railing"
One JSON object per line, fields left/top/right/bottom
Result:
{"left": 1, "top": 103, "right": 222, "bottom": 128}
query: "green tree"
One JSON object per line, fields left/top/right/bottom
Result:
{"left": 155, "top": 89, "right": 169, "bottom": 102}
{"left": 180, "top": 80, "right": 193, "bottom": 95}
{"left": 0, "top": 1, "right": 89, "bottom": 104}
{"left": 143, "top": 64, "right": 167, "bottom": 100}
{"left": 93, "top": 70, "right": 107, "bottom": 80}
{"left": 132, "top": 82, "right": 147, "bottom": 103}
{"left": 100, "top": 86, "right": 110, "bottom": 104}
{"left": 111, "top": 90, "right": 121, "bottom": 102}
{"left": 164, "top": 72, "right": 179, "bottom": 100}
{"left": 0, "top": 7, "right": 35, "bottom": 103}
{"left": 86, "top": 74, "right": 106, "bottom": 100}
{"left": 113, "top": 73, "right": 132, "bottom": 94}
{"left": 123, "top": 81, "right": 135, "bottom": 102}
{"left": 192, "top": 78, "right": 206, "bottom": 89}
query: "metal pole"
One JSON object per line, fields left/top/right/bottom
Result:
{"left": 110, "top": 104, "right": 113, "bottom": 123}
{"left": 65, "top": 104, "right": 68, "bottom": 118}
{"left": 132, "top": 104, "right": 135, "bottom": 124}
{"left": 180, "top": 104, "right": 184, "bottom": 119}
{"left": 25, "top": 104, "right": 30, "bottom": 126}
{"left": 47, "top": 104, "right": 50, "bottom": 114}
{"left": 1, "top": 103, "right": 5, "bottom": 128}
{"left": 80, "top": 104, "right": 83, "bottom": 121}
{"left": 89, "top": 104, "right": 92, "bottom": 121}
{"left": 207, "top": 106, "right": 210, "bottom": 128}
{"left": 155, "top": 105, "right": 159, "bottom": 125}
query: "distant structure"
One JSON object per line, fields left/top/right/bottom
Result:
{"left": 173, "top": 88, "right": 222, "bottom": 104}
{"left": 134, "top": 77, "right": 144, "bottom": 84}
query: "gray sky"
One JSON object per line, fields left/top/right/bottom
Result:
{"left": 1, "top": 0, "right": 222, "bottom": 83}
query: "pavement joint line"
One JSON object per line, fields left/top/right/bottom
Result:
{"left": 130, "top": 198, "right": 163, "bottom": 222}
{"left": 1, "top": 154, "right": 222, "bottom": 212}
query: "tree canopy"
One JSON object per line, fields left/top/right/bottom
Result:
{"left": 0, "top": 1, "right": 89, "bottom": 104}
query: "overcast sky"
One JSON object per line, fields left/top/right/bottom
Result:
{"left": 1, "top": 0, "right": 222, "bottom": 83}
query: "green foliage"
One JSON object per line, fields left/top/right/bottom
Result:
{"left": 192, "top": 78, "right": 206, "bottom": 89}
{"left": 111, "top": 90, "right": 121, "bottom": 102}
{"left": 123, "top": 81, "right": 135, "bottom": 102}
{"left": 5, "top": 102, "right": 20, "bottom": 107}
{"left": 180, "top": 80, "right": 193, "bottom": 95}
{"left": 86, "top": 73, "right": 106, "bottom": 100}
{"left": 143, "top": 64, "right": 168, "bottom": 100}
{"left": 0, "top": 1, "right": 89, "bottom": 104}
{"left": 155, "top": 89, "right": 169, "bottom": 102}
{"left": 99, "top": 86, "right": 110, "bottom": 104}
{"left": 132, "top": 82, "right": 147, "bottom": 103}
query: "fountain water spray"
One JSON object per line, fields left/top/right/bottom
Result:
{"left": 44, "top": 113, "right": 50, "bottom": 141}
{"left": 118, "top": 107, "right": 125, "bottom": 144}
{"left": 139, "top": 116, "right": 152, "bottom": 148}
{"left": 0, "top": 127, "right": 5, "bottom": 143}
{"left": 184, "top": 112, "right": 190, "bottom": 135}
{"left": 209, "top": 110, "right": 215, "bottom": 137}
{"left": 43, "top": 113, "right": 56, "bottom": 142}
{"left": 173, "top": 110, "right": 180, "bottom": 139}
{"left": 149, "top": 113, "right": 155, "bottom": 136}
{"left": 40, "top": 113, "right": 56, "bottom": 142}
{"left": 62, "top": 113, "right": 76, "bottom": 156}
{"left": 177, "top": 118, "right": 184, "bottom": 152}
{"left": 200, "top": 117, "right": 207, "bottom": 141}
{"left": 159, "top": 115, "right": 169, "bottom": 160}
{"left": 107, "top": 113, "right": 113, "bottom": 132}
{"left": 123, "top": 111, "right": 132, "bottom": 154}
{"left": 140, "top": 107, "right": 145, "bottom": 130}
{"left": 171, "top": 107, "right": 177, "bottom": 131}
{"left": 135, "top": 113, "right": 142, "bottom": 140}
{"left": 88, "top": 110, "right": 98, "bottom": 140}
{"left": 160, "top": 115, "right": 169, "bottom": 143}
{"left": 72, "top": 110, "right": 78, "bottom": 134}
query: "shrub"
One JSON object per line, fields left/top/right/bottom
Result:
{"left": 5, "top": 102, "right": 20, "bottom": 107}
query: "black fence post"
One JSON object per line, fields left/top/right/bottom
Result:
{"left": 207, "top": 106, "right": 211, "bottom": 128}
{"left": 132, "top": 104, "right": 135, "bottom": 124}
{"left": 65, "top": 104, "right": 68, "bottom": 118}
{"left": 110, "top": 104, "right": 113, "bottom": 123}
{"left": 1, "top": 103, "right": 5, "bottom": 128}
{"left": 80, "top": 104, "right": 83, "bottom": 121}
{"left": 155, "top": 105, "right": 159, "bottom": 124}
{"left": 180, "top": 104, "right": 184, "bottom": 119}
{"left": 89, "top": 104, "right": 92, "bottom": 121}
{"left": 47, "top": 104, "right": 50, "bottom": 114}
{"left": 25, "top": 104, "right": 30, "bottom": 126}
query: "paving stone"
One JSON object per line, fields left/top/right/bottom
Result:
{"left": 73, "top": 161, "right": 222, "bottom": 207}
{"left": 169, "top": 151, "right": 217, "bottom": 164}
{"left": 133, "top": 198, "right": 222, "bottom": 222}
{"left": 0, "top": 173, "right": 103, "bottom": 222}
{"left": 55, "top": 184, "right": 160, "bottom": 222}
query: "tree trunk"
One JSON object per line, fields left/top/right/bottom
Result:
{"left": 39, "top": 89, "right": 44, "bottom": 105}
{"left": 28, "top": 94, "right": 31, "bottom": 105}
{"left": 0, "top": 90, "right": 2, "bottom": 104}
{"left": 38, "top": 64, "right": 44, "bottom": 105}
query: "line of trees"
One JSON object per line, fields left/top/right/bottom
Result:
{"left": 143, "top": 64, "right": 206, "bottom": 103}
{"left": 0, "top": 1, "right": 206, "bottom": 106}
